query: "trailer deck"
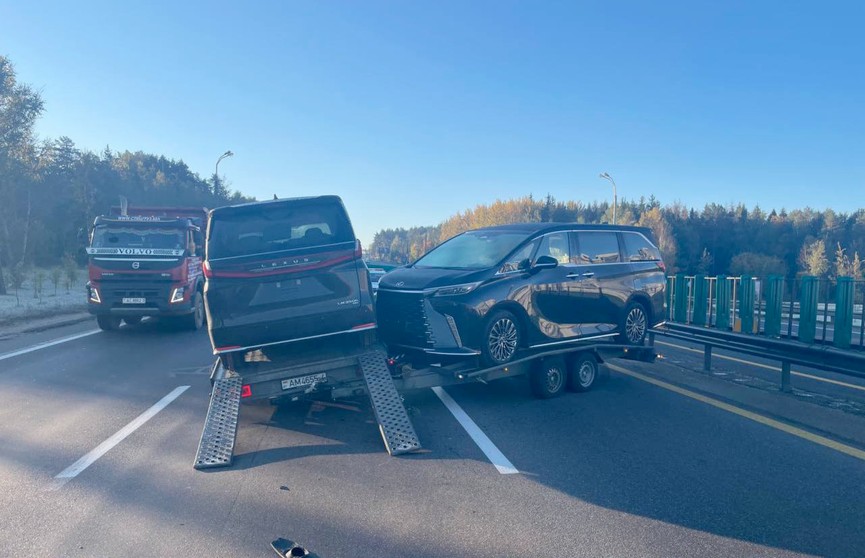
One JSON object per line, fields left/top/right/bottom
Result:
{"left": 193, "top": 334, "right": 657, "bottom": 469}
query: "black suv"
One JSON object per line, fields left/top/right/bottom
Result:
{"left": 376, "top": 223, "right": 666, "bottom": 366}
{"left": 203, "top": 195, "right": 375, "bottom": 355}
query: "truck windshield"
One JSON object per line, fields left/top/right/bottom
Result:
{"left": 413, "top": 231, "right": 528, "bottom": 270}
{"left": 90, "top": 226, "right": 185, "bottom": 251}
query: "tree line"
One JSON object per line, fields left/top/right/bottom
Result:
{"left": 369, "top": 194, "right": 865, "bottom": 280}
{"left": 0, "top": 56, "right": 250, "bottom": 294}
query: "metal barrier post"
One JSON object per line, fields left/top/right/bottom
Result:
{"left": 674, "top": 274, "right": 687, "bottom": 323}
{"left": 666, "top": 276, "right": 674, "bottom": 321}
{"left": 740, "top": 275, "right": 755, "bottom": 334}
{"left": 716, "top": 275, "right": 731, "bottom": 330}
{"left": 764, "top": 275, "right": 783, "bottom": 338}
{"left": 704, "top": 345, "right": 712, "bottom": 371}
{"left": 834, "top": 277, "right": 854, "bottom": 349}
{"left": 799, "top": 276, "right": 819, "bottom": 343}
{"left": 692, "top": 274, "right": 708, "bottom": 326}
{"left": 780, "top": 361, "right": 792, "bottom": 392}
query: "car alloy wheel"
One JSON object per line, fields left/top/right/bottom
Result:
{"left": 625, "top": 305, "right": 647, "bottom": 344}
{"left": 488, "top": 316, "right": 519, "bottom": 363}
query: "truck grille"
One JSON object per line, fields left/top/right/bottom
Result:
{"left": 376, "top": 291, "right": 433, "bottom": 348}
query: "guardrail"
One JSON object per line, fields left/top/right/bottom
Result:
{"left": 666, "top": 275, "right": 865, "bottom": 351}
{"left": 653, "top": 323, "right": 865, "bottom": 392}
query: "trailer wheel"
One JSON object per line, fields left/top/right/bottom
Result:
{"left": 567, "top": 353, "right": 599, "bottom": 392}
{"left": 530, "top": 356, "right": 567, "bottom": 399}
{"left": 96, "top": 315, "right": 121, "bottom": 331}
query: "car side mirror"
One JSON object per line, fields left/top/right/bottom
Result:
{"left": 532, "top": 255, "right": 558, "bottom": 271}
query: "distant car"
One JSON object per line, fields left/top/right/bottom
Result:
{"left": 368, "top": 268, "right": 387, "bottom": 292}
{"left": 376, "top": 223, "right": 666, "bottom": 366}
{"left": 203, "top": 195, "right": 376, "bottom": 354}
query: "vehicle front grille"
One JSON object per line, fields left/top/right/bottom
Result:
{"left": 376, "top": 290, "right": 433, "bottom": 348}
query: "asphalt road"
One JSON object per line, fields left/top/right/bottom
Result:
{"left": 2, "top": 320, "right": 865, "bottom": 557}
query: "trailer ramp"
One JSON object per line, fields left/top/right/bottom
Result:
{"left": 358, "top": 351, "right": 422, "bottom": 455}
{"left": 193, "top": 376, "right": 242, "bottom": 469}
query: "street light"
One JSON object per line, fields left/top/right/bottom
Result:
{"left": 215, "top": 150, "right": 234, "bottom": 178}
{"left": 599, "top": 172, "right": 617, "bottom": 224}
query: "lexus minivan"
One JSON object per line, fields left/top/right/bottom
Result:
{"left": 376, "top": 223, "right": 666, "bottom": 366}
{"left": 203, "top": 195, "right": 375, "bottom": 355}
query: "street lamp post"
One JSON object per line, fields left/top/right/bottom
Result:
{"left": 214, "top": 150, "right": 234, "bottom": 194}
{"left": 599, "top": 172, "right": 617, "bottom": 224}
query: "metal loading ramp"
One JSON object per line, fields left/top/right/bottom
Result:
{"left": 358, "top": 350, "right": 422, "bottom": 455}
{"left": 193, "top": 376, "right": 242, "bottom": 469}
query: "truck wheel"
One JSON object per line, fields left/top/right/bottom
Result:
{"left": 181, "top": 291, "right": 205, "bottom": 331}
{"left": 96, "top": 315, "right": 121, "bottom": 331}
{"left": 123, "top": 317, "right": 142, "bottom": 326}
{"left": 567, "top": 353, "right": 599, "bottom": 392}
{"left": 530, "top": 356, "right": 567, "bottom": 399}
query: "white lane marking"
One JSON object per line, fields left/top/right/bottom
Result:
{"left": 656, "top": 340, "right": 865, "bottom": 393}
{"left": 432, "top": 386, "right": 519, "bottom": 475}
{"left": 48, "top": 386, "right": 190, "bottom": 490}
{"left": 0, "top": 329, "right": 100, "bottom": 362}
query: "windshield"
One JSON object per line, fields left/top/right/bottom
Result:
{"left": 413, "top": 231, "right": 528, "bottom": 269}
{"left": 89, "top": 226, "right": 185, "bottom": 251}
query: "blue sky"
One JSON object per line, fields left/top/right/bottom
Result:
{"left": 2, "top": 1, "right": 863, "bottom": 245}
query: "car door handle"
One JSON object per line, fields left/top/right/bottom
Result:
{"left": 580, "top": 272, "right": 595, "bottom": 278}
{"left": 566, "top": 273, "right": 581, "bottom": 279}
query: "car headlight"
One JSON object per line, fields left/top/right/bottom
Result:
{"left": 170, "top": 287, "right": 186, "bottom": 303}
{"left": 432, "top": 282, "right": 482, "bottom": 297}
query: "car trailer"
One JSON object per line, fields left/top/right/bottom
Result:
{"left": 193, "top": 335, "right": 658, "bottom": 469}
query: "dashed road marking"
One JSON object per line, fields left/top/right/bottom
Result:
{"left": 432, "top": 386, "right": 519, "bottom": 474}
{"left": 48, "top": 385, "right": 190, "bottom": 490}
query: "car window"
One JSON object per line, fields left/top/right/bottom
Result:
{"left": 575, "top": 231, "right": 621, "bottom": 264}
{"left": 499, "top": 240, "right": 537, "bottom": 273}
{"left": 208, "top": 200, "right": 354, "bottom": 258}
{"left": 622, "top": 232, "right": 661, "bottom": 262}
{"left": 414, "top": 230, "right": 528, "bottom": 269}
{"left": 536, "top": 232, "right": 570, "bottom": 264}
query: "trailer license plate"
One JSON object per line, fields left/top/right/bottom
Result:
{"left": 122, "top": 297, "right": 146, "bottom": 304}
{"left": 281, "top": 373, "right": 327, "bottom": 390}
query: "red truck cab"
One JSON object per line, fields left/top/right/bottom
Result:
{"left": 86, "top": 206, "right": 208, "bottom": 331}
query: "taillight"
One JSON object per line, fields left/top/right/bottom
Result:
{"left": 241, "top": 385, "right": 252, "bottom": 398}
{"left": 355, "top": 239, "right": 363, "bottom": 259}
{"left": 202, "top": 260, "right": 213, "bottom": 278}
{"left": 657, "top": 261, "right": 666, "bottom": 273}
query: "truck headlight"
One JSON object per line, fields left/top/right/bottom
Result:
{"left": 170, "top": 287, "right": 186, "bottom": 303}
{"left": 88, "top": 286, "right": 101, "bottom": 304}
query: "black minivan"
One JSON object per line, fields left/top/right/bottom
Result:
{"left": 203, "top": 196, "right": 375, "bottom": 355}
{"left": 376, "top": 223, "right": 666, "bottom": 366}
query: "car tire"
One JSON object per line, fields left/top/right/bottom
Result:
{"left": 481, "top": 310, "right": 521, "bottom": 367}
{"left": 567, "top": 353, "right": 599, "bottom": 392}
{"left": 96, "top": 315, "right": 121, "bottom": 331}
{"left": 530, "top": 356, "right": 567, "bottom": 399}
{"left": 123, "top": 316, "right": 142, "bottom": 326}
{"left": 619, "top": 301, "right": 648, "bottom": 345}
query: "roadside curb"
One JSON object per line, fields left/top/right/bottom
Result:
{"left": 0, "top": 312, "right": 94, "bottom": 337}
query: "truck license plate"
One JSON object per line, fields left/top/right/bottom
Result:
{"left": 281, "top": 372, "right": 327, "bottom": 390}
{"left": 122, "top": 297, "right": 146, "bottom": 304}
